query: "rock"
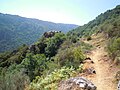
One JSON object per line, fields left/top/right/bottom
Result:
{"left": 29, "top": 44, "right": 36, "bottom": 52}
{"left": 83, "top": 67, "right": 96, "bottom": 74}
{"left": 91, "top": 61, "right": 94, "bottom": 64}
{"left": 29, "top": 44, "right": 39, "bottom": 54}
{"left": 118, "top": 81, "right": 120, "bottom": 90}
{"left": 110, "top": 65, "right": 113, "bottom": 68}
{"left": 43, "top": 30, "right": 61, "bottom": 38}
{"left": 83, "top": 60, "right": 94, "bottom": 64}
{"left": 87, "top": 67, "right": 96, "bottom": 74}
{"left": 115, "top": 71, "right": 120, "bottom": 81}
{"left": 58, "top": 77, "right": 97, "bottom": 90}
{"left": 92, "top": 70, "right": 96, "bottom": 74}
{"left": 85, "top": 50, "right": 92, "bottom": 54}
{"left": 85, "top": 57, "right": 91, "bottom": 60}
{"left": 103, "top": 55, "right": 107, "bottom": 57}
{"left": 44, "top": 31, "right": 55, "bottom": 38}
{"left": 11, "top": 50, "right": 18, "bottom": 55}
{"left": 114, "top": 57, "right": 120, "bottom": 65}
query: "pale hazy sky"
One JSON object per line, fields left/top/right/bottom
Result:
{"left": 0, "top": 0, "right": 120, "bottom": 25}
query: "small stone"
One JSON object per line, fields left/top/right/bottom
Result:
{"left": 118, "top": 81, "right": 120, "bottom": 90}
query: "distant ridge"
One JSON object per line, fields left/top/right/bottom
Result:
{"left": 0, "top": 13, "right": 78, "bottom": 52}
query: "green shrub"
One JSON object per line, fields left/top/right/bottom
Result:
{"left": 21, "top": 53, "right": 48, "bottom": 81}
{"left": 55, "top": 46, "right": 85, "bottom": 68}
{"left": 107, "top": 37, "right": 120, "bottom": 60}
{"left": 0, "top": 45, "right": 28, "bottom": 67}
{"left": 45, "top": 33, "right": 66, "bottom": 57}
{"left": 69, "top": 35, "right": 78, "bottom": 43}
{"left": 29, "top": 66, "right": 79, "bottom": 90}
{"left": 73, "top": 47, "right": 85, "bottom": 63}
{"left": 0, "top": 65, "right": 30, "bottom": 90}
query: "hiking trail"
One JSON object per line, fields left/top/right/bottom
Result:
{"left": 84, "top": 34, "right": 119, "bottom": 90}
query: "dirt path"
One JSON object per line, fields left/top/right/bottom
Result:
{"left": 88, "top": 46, "right": 118, "bottom": 90}
{"left": 58, "top": 34, "right": 119, "bottom": 90}
{"left": 82, "top": 33, "right": 120, "bottom": 90}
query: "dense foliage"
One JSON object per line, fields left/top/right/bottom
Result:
{"left": 0, "top": 64, "right": 30, "bottom": 90}
{"left": 55, "top": 41, "right": 85, "bottom": 68}
{"left": 45, "top": 33, "right": 66, "bottom": 57}
{"left": 0, "top": 13, "right": 78, "bottom": 52}
{"left": 21, "top": 53, "right": 48, "bottom": 81}
{"left": 0, "top": 31, "right": 88, "bottom": 90}
{"left": 29, "top": 66, "right": 79, "bottom": 90}
{"left": 107, "top": 38, "right": 120, "bottom": 64}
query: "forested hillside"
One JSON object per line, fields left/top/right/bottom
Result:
{"left": 0, "top": 31, "right": 91, "bottom": 90}
{"left": 0, "top": 4, "right": 120, "bottom": 90}
{"left": 0, "top": 13, "right": 78, "bottom": 52}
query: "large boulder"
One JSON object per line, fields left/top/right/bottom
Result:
{"left": 58, "top": 77, "right": 97, "bottom": 90}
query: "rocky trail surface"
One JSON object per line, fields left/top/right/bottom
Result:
{"left": 88, "top": 47, "right": 117, "bottom": 90}
{"left": 84, "top": 34, "right": 119, "bottom": 90}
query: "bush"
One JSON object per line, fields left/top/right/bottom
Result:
{"left": 0, "top": 65, "right": 30, "bottom": 90}
{"left": 21, "top": 53, "right": 48, "bottom": 81}
{"left": 45, "top": 33, "right": 66, "bottom": 57}
{"left": 107, "top": 37, "right": 120, "bottom": 60}
{"left": 70, "top": 35, "right": 78, "bottom": 43}
{"left": 0, "top": 45, "right": 28, "bottom": 67}
{"left": 55, "top": 46, "right": 85, "bottom": 68}
{"left": 29, "top": 66, "right": 78, "bottom": 90}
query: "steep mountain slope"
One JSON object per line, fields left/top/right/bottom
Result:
{"left": 0, "top": 4, "right": 120, "bottom": 90}
{"left": 0, "top": 13, "right": 78, "bottom": 52}
{"left": 68, "top": 5, "right": 120, "bottom": 37}
{"left": 63, "top": 5, "right": 120, "bottom": 90}
{"left": 68, "top": 5, "right": 120, "bottom": 65}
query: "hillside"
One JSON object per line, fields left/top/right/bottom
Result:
{"left": 68, "top": 5, "right": 120, "bottom": 66}
{"left": 0, "top": 5, "right": 120, "bottom": 90}
{"left": 0, "top": 13, "right": 78, "bottom": 52}
{"left": 58, "top": 33, "right": 119, "bottom": 90}
{"left": 68, "top": 5, "right": 120, "bottom": 37}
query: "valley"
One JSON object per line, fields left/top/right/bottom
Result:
{"left": 0, "top": 4, "right": 120, "bottom": 90}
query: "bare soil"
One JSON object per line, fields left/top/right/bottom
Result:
{"left": 84, "top": 34, "right": 119, "bottom": 90}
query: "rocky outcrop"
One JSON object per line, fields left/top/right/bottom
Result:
{"left": 58, "top": 77, "right": 97, "bottom": 90}
{"left": 43, "top": 30, "right": 61, "bottom": 38}
{"left": 29, "top": 44, "right": 40, "bottom": 54}
{"left": 28, "top": 31, "right": 61, "bottom": 54}
{"left": 29, "top": 44, "right": 36, "bottom": 52}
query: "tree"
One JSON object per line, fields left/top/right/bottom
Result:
{"left": 45, "top": 33, "right": 66, "bottom": 57}
{"left": 21, "top": 53, "right": 47, "bottom": 81}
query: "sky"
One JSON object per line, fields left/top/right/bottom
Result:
{"left": 0, "top": 0, "right": 120, "bottom": 25}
